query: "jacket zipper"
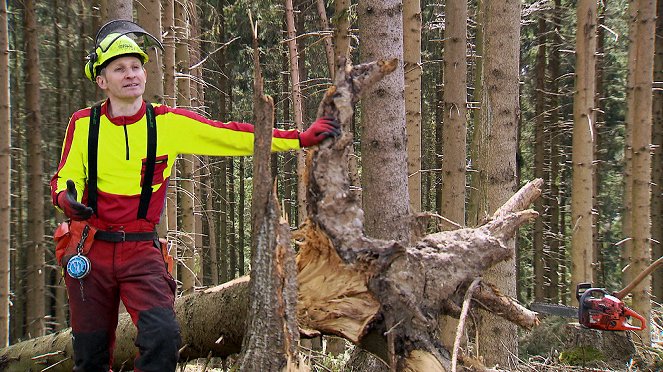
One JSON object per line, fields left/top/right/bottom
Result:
{"left": 123, "top": 125, "right": 130, "bottom": 160}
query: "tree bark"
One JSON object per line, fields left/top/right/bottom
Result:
{"left": 315, "top": 0, "right": 335, "bottom": 78}
{"left": 547, "top": 0, "right": 562, "bottom": 303}
{"left": 24, "top": 0, "right": 46, "bottom": 339}
{"left": 438, "top": 0, "right": 468, "bottom": 350}
{"left": 441, "top": 0, "right": 467, "bottom": 229}
{"left": 533, "top": 14, "right": 547, "bottom": 302}
{"left": 176, "top": 0, "right": 197, "bottom": 295}
{"left": 358, "top": 0, "right": 410, "bottom": 245}
{"left": 571, "top": 0, "right": 598, "bottom": 307}
{"left": 0, "top": 0, "right": 9, "bottom": 347}
{"left": 474, "top": 0, "right": 522, "bottom": 366}
{"left": 285, "top": 0, "right": 307, "bottom": 225}
{"left": 136, "top": 0, "right": 164, "bottom": 104}
{"left": 162, "top": 0, "right": 179, "bottom": 281}
{"left": 626, "top": 0, "right": 656, "bottom": 344}
{"left": 404, "top": 0, "right": 422, "bottom": 214}
{"left": 652, "top": 0, "right": 663, "bottom": 302}
{"left": 238, "top": 25, "right": 301, "bottom": 370}
{"left": 104, "top": 0, "right": 132, "bottom": 22}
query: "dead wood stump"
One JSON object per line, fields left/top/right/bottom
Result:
{"left": 560, "top": 323, "right": 636, "bottom": 369}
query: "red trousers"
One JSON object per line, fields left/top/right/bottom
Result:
{"left": 65, "top": 220, "right": 180, "bottom": 372}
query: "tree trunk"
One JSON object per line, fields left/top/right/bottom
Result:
{"left": 652, "top": 0, "right": 663, "bottom": 302}
{"left": 571, "top": 0, "right": 597, "bottom": 306}
{"left": 24, "top": 0, "right": 46, "bottom": 339}
{"left": 238, "top": 27, "right": 301, "bottom": 371}
{"left": 136, "top": 0, "right": 164, "bottom": 104}
{"left": 533, "top": 14, "right": 547, "bottom": 302}
{"left": 593, "top": 1, "right": 606, "bottom": 286}
{"left": 162, "top": 0, "right": 179, "bottom": 280}
{"left": 228, "top": 158, "right": 236, "bottom": 278}
{"left": 9, "top": 15, "right": 24, "bottom": 342}
{"left": 238, "top": 157, "right": 245, "bottom": 276}
{"left": 219, "top": 158, "right": 228, "bottom": 282}
{"left": 333, "top": 0, "right": 350, "bottom": 69}
{"left": 438, "top": 0, "right": 468, "bottom": 350}
{"left": 104, "top": 0, "right": 132, "bottom": 22}
{"left": 626, "top": 0, "right": 656, "bottom": 344}
{"left": 467, "top": 0, "right": 483, "bottom": 228}
{"left": 358, "top": 0, "right": 410, "bottom": 244}
{"left": 475, "top": 0, "right": 521, "bottom": 366}
{"left": 0, "top": 0, "right": 9, "bottom": 347}
{"left": 176, "top": 0, "right": 197, "bottom": 295}
{"left": 547, "top": 0, "right": 562, "bottom": 303}
{"left": 404, "top": 0, "right": 422, "bottom": 214}
{"left": 285, "top": 0, "right": 307, "bottom": 225}
{"left": 441, "top": 0, "right": 467, "bottom": 228}
{"left": 316, "top": 0, "right": 335, "bottom": 78}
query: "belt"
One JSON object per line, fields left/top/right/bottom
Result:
{"left": 95, "top": 230, "right": 157, "bottom": 242}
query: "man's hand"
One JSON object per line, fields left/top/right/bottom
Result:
{"left": 57, "top": 180, "right": 93, "bottom": 221}
{"left": 299, "top": 116, "right": 341, "bottom": 147}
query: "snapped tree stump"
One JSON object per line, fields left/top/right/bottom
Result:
{"left": 0, "top": 58, "right": 541, "bottom": 372}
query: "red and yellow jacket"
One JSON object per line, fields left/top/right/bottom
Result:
{"left": 51, "top": 100, "right": 301, "bottom": 226}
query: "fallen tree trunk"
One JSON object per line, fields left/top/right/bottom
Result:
{"left": 0, "top": 277, "right": 251, "bottom": 371}
{"left": 0, "top": 58, "right": 542, "bottom": 371}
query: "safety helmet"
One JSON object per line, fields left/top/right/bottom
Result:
{"left": 84, "top": 20, "right": 163, "bottom": 82}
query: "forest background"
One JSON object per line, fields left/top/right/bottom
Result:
{"left": 0, "top": 0, "right": 661, "bottom": 369}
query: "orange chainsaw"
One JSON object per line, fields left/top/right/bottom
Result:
{"left": 531, "top": 283, "right": 646, "bottom": 331}
{"left": 530, "top": 256, "right": 662, "bottom": 331}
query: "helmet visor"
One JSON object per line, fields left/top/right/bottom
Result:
{"left": 95, "top": 19, "right": 164, "bottom": 52}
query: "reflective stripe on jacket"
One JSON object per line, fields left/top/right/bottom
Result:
{"left": 51, "top": 100, "right": 301, "bottom": 224}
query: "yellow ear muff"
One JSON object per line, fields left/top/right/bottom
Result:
{"left": 84, "top": 52, "right": 98, "bottom": 82}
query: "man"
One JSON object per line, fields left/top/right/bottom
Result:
{"left": 50, "top": 20, "right": 339, "bottom": 372}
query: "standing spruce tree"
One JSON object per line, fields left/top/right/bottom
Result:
{"left": 105, "top": 0, "right": 131, "bottom": 21}
{"left": 475, "top": 0, "right": 521, "bottom": 366}
{"left": 176, "top": 0, "right": 197, "bottom": 295}
{"left": 533, "top": 12, "right": 548, "bottom": 302}
{"left": 358, "top": 0, "right": 410, "bottom": 245}
{"left": 626, "top": 0, "right": 657, "bottom": 344}
{"left": 653, "top": 0, "right": 663, "bottom": 302}
{"left": 404, "top": 0, "right": 422, "bottom": 213}
{"left": 24, "top": 0, "right": 45, "bottom": 338}
{"left": 438, "top": 0, "right": 468, "bottom": 351}
{"left": 0, "top": 0, "right": 9, "bottom": 347}
{"left": 571, "top": 0, "right": 597, "bottom": 306}
{"left": 136, "top": 0, "right": 164, "bottom": 105}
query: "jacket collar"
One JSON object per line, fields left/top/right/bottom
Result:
{"left": 101, "top": 99, "right": 146, "bottom": 126}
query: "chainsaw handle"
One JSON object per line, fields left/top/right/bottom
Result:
{"left": 621, "top": 306, "right": 646, "bottom": 331}
{"left": 579, "top": 288, "right": 609, "bottom": 305}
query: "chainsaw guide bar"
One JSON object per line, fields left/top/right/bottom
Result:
{"left": 530, "top": 302, "right": 578, "bottom": 318}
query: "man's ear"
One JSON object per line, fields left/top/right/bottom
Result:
{"left": 96, "top": 74, "right": 107, "bottom": 90}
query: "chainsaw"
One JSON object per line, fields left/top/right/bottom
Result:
{"left": 530, "top": 256, "right": 663, "bottom": 332}
{"left": 530, "top": 283, "right": 646, "bottom": 331}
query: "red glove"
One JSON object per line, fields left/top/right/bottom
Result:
{"left": 299, "top": 116, "right": 341, "bottom": 147}
{"left": 57, "top": 180, "right": 93, "bottom": 221}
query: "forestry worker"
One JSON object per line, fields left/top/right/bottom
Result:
{"left": 50, "top": 20, "right": 339, "bottom": 372}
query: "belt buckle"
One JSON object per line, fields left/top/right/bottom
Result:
{"left": 119, "top": 230, "right": 126, "bottom": 242}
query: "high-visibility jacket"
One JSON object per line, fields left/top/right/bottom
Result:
{"left": 51, "top": 100, "right": 301, "bottom": 225}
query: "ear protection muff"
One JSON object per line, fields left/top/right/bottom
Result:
{"left": 84, "top": 52, "right": 98, "bottom": 82}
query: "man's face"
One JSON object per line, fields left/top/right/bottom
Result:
{"left": 96, "top": 55, "right": 146, "bottom": 101}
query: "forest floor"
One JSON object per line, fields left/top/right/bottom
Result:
{"left": 179, "top": 304, "right": 663, "bottom": 371}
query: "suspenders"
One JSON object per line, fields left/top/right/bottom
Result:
{"left": 87, "top": 102, "right": 157, "bottom": 220}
